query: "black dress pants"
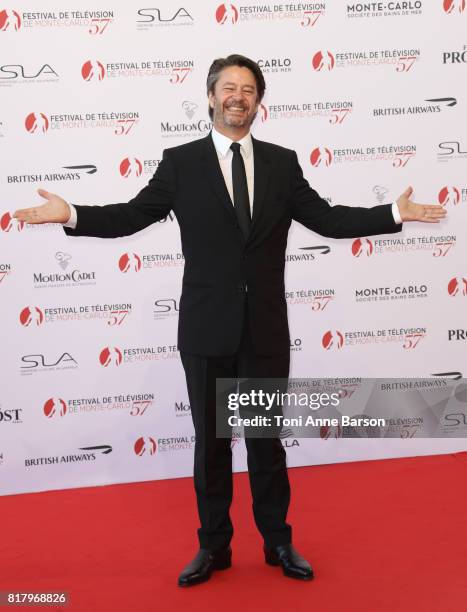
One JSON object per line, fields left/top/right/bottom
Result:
{"left": 180, "top": 300, "right": 292, "bottom": 551}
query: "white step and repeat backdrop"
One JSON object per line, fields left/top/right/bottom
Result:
{"left": 1, "top": 1, "right": 466, "bottom": 496}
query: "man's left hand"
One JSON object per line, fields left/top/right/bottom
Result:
{"left": 396, "top": 186, "right": 447, "bottom": 223}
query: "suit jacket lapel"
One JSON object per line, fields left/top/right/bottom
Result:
{"left": 249, "top": 136, "right": 271, "bottom": 242}
{"left": 200, "top": 134, "right": 237, "bottom": 224}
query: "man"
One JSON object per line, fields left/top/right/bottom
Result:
{"left": 14, "top": 54, "right": 446, "bottom": 587}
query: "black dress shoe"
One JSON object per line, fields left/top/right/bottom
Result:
{"left": 264, "top": 544, "right": 314, "bottom": 580}
{"left": 178, "top": 546, "right": 232, "bottom": 587}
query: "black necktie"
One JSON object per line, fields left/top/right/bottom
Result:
{"left": 230, "top": 142, "right": 251, "bottom": 240}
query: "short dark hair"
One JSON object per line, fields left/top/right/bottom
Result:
{"left": 206, "top": 54, "right": 266, "bottom": 120}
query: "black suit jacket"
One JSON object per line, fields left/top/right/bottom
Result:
{"left": 64, "top": 133, "right": 401, "bottom": 356}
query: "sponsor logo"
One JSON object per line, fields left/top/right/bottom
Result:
{"left": 263, "top": 99, "right": 353, "bottom": 124}
{"left": 373, "top": 186, "right": 389, "bottom": 203}
{"left": 153, "top": 298, "right": 180, "bottom": 320}
{"left": 310, "top": 147, "right": 333, "bottom": 167}
{"left": 118, "top": 251, "right": 184, "bottom": 270}
{"left": 174, "top": 400, "right": 191, "bottom": 417}
{"left": 437, "top": 141, "right": 467, "bottom": 162}
{"left": 81, "top": 60, "right": 105, "bottom": 81}
{"left": 346, "top": 1, "right": 423, "bottom": 18}
{"left": 312, "top": 48, "right": 421, "bottom": 72}
{"left": 7, "top": 164, "right": 97, "bottom": 184}
{"left": 160, "top": 102, "right": 212, "bottom": 139}
{"left": 323, "top": 327, "right": 427, "bottom": 349}
{"left": 19, "top": 306, "right": 44, "bottom": 327}
{"left": 0, "top": 403, "right": 22, "bottom": 423}
{"left": 438, "top": 186, "right": 467, "bottom": 205}
{"left": 443, "top": 0, "right": 466, "bottom": 14}
{"left": 286, "top": 288, "right": 335, "bottom": 311}
{"left": 25, "top": 444, "right": 113, "bottom": 468}
{"left": 215, "top": 2, "right": 326, "bottom": 26}
{"left": 322, "top": 330, "right": 344, "bottom": 350}
{"left": 33, "top": 254, "right": 97, "bottom": 288}
{"left": 0, "top": 63, "right": 58, "bottom": 86}
{"left": 355, "top": 284, "right": 429, "bottom": 302}
{"left": 22, "top": 111, "right": 140, "bottom": 135}
{"left": 285, "top": 245, "right": 330, "bottom": 263}
{"left": 216, "top": 3, "right": 239, "bottom": 23}
{"left": 0, "top": 212, "right": 24, "bottom": 232}
{"left": 3, "top": 10, "right": 115, "bottom": 33}
{"left": 0, "top": 262, "right": 12, "bottom": 283}
{"left": 25, "top": 112, "right": 49, "bottom": 134}
{"left": 447, "top": 277, "right": 467, "bottom": 296}
{"left": 44, "top": 393, "right": 155, "bottom": 416}
{"left": 99, "top": 345, "right": 179, "bottom": 366}
{"left": 120, "top": 157, "right": 142, "bottom": 178}
{"left": 351, "top": 235, "right": 457, "bottom": 257}
{"left": 448, "top": 330, "right": 467, "bottom": 341}
{"left": 43, "top": 398, "right": 67, "bottom": 418}
{"left": 442, "top": 45, "right": 467, "bottom": 63}
{"left": 20, "top": 352, "right": 78, "bottom": 375}
{"left": 257, "top": 57, "right": 292, "bottom": 73}
{"left": 79, "top": 58, "right": 194, "bottom": 83}
{"left": 99, "top": 347, "right": 123, "bottom": 367}
{"left": 134, "top": 436, "right": 157, "bottom": 455}
{"left": 20, "top": 303, "right": 132, "bottom": 326}
{"left": 135, "top": 435, "right": 196, "bottom": 454}
{"left": 352, "top": 238, "right": 373, "bottom": 257}
{"left": 373, "top": 97, "right": 457, "bottom": 117}
{"left": 0, "top": 9, "right": 21, "bottom": 30}
{"left": 290, "top": 338, "right": 303, "bottom": 352}
{"left": 136, "top": 7, "right": 194, "bottom": 29}
{"left": 311, "top": 144, "right": 417, "bottom": 167}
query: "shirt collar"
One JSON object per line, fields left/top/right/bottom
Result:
{"left": 211, "top": 127, "right": 253, "bottom": 159}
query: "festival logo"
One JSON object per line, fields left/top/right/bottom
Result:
{"left": 322, "top": 330, "right": 344, "bottom": 350}
{"left": 352, "top": 238, "right": 374, "bottom": 257}
{"left": 447, "top": 277, "right": 467, "bottom": 296}
{"left": 43, "top": 398, "right": 67, "bottom": 418}
{"left": 25, "top": 112, "right": 49, "bottom": 134}
{"left": 215, "top": 3, "right": 239, "bottom": 24}
{"left": 119, "top": 157, "right": 142, "bottom": 178}
{"left": 81, "top": 60, "right": 105, "bottom": 81}
{"left": 119, "top": 252, "right": 142, "bottom": 273}
{"left": 443, "top": 0, "right": 466, "bottom": 13}
{"left": 99, "top": 347, "right": 123, "bottom": 367}
{"left": 0, "top": 9, "right": 21, "bottom": 30}
{"left": 19, "top": 306, "right": 44, "bottom": 327}
{"left": 0, "top": 212, "right": 24, "bottom": 232}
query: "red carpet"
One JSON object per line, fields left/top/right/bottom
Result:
{"left": 2, "top": 452, "right": 467, "bottom": 611}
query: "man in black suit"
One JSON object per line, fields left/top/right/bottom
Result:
{"left": 14, "top": 54, "right": 446, "bottom": 587}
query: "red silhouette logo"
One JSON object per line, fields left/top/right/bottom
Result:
{"left": 81, "top": 60, "right": 105, "bottom": 81}
{"left": 99, "top": 347, "right": 123, "bottom": 367}
{"left": 25, "top": 112, "right": 49, "bottom": 133}
{"left": 134, "top": 436, "right": 157, "bottom": 455}
{"left": 322, "top": 330, "right": 344, "bottom": 350}
{"left": 43, "top": 398, "right": 67, "bottom": 418}
{"left": 310, "top": 147, "right": 333, "bottom": 167}
{"left": 312, "top": 51, "right": 335, "bottom": 71}
{"left": 215, "top": 4, "right": 238, "bottom": 24}
{"left": 20, "top": 306, "right": 44, "bottom": 327}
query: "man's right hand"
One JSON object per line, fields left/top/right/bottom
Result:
{"left": 13, "top": 189, "right": 71, "bottom": 225}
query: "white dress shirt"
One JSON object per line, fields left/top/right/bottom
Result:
{"left": 211, "top": 127, "right": 254, "bottom": 215}
{"left": 64, "top": 129, "right": 402, "bottom": 227}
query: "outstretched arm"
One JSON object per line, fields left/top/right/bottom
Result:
{"left": 289, "top": 152, "right": 446, "bottom": 238}
{"left": 14, "top": 149, "right": 176, "bottom": 239}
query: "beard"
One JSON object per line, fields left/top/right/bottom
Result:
{"left": 212, "top": 98, "right": 256, "bottom": 129}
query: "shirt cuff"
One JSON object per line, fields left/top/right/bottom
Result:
{"left": 63, "top": 204, "right": 77, "bottom": 229}
{"left": 391, "top": 202, "right": 402, "bottom": 225}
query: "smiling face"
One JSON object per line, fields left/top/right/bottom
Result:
{"left": 208, "top": 65, "right": 259, "bottom": 135}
